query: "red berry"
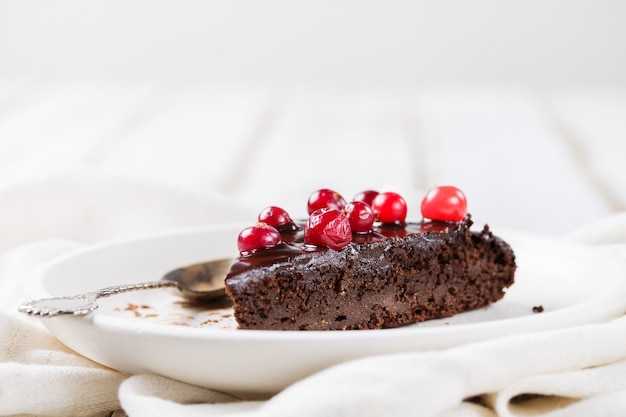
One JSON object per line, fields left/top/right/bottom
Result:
{"left": 237, "top": 223, "right": 282, "bottom": 255}
{"left": 307, "top": 188, "right": 346, "bottom": 215}
{"left": 258, "top": 206, "right": 293, "bottom": 228}
{"left": 352, "top": 190, "right": 379, "bottom": 207}
{"left": 420, "top": 186, "right": 467, "bottom": 222}
{"left": 344, "top": 201, "right": 375, "bottom": 233}
{"left": 304, "top": 208, "right": 352, "bottom": 250}
{"left": 371, "top": 192, "right": 408, "bottom": 223}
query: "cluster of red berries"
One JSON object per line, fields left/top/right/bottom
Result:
{"left": 237, "top": 186, "right": 467, "bottom": 255}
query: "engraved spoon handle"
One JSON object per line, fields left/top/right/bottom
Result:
{"left": 18, "top": 280, "right": 180, "bottom": 317}
{"left": 94, "top": 280, "right": 180, "bottom": 298}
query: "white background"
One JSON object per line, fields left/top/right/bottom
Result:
{"left": 1, "top": 0, "right": 625, "bottom": 86}
{"left": 0, "top": 0, "right": 625, "bottom": 236}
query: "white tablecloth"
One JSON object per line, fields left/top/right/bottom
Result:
{"left": 1, "top": 79, "right": 625, "bottom": 416}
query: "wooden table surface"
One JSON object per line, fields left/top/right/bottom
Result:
{"left": 1, "top": 77, "right": 624, "bottom": 236}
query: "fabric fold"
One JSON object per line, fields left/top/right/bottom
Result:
{"left": 116, "top": 314, "right": 626, "bottom": 417}
{"left": 0, "top": 311, "right": 126, "bottom": 417}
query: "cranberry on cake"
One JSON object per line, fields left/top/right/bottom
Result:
{"left": 225, "top": 186, "right": 516, "bottom": 331}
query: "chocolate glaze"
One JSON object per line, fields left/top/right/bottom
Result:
{"left": 226, "top": 219, "right": 459, "bottom": 279}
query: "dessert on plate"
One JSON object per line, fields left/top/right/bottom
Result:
{"left": 225, "top": 186, "right": 516, "bottom": 331}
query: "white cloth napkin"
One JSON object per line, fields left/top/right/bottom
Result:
{"left": 1, "top": 169, "right": 625, "bottom": 417}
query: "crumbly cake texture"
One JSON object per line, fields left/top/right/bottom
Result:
{"left": 225, "top": 216, "right": 516, "bottom": 331}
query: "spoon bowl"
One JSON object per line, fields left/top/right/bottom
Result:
{"left": 161, "top": 258, "right": 231, "bottom": 301}
{"left": 18, "top": 258, "right": 233, "bottom": 317}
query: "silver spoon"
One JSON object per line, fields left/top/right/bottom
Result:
{"left": 18, "top": 258, "right": 233, "bottom": 317}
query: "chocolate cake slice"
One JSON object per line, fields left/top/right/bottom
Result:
{"left": 225, "top": 215, "right": 516, "bottom": 331}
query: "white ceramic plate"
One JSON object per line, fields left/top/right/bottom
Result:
{"left": 24, "top": 224, "right": 626, "bottom": 398}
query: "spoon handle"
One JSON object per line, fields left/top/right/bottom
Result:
{"left": 96, "top": 280, "right": 179, "bottom": 298}
{"left": 18, "top": 280, "right": 180, "bottom": 317}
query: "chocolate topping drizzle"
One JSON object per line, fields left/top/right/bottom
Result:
{"left": 226, "top": 217, "right": 469, "bottom": 279}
